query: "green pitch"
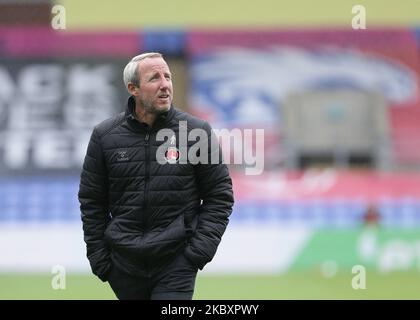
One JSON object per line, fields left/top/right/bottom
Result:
{"left": 1, "top": 272, "right": 419, "bottom": 299}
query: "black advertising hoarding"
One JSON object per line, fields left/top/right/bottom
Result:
{"left": 0, "top": 28, "right": 142, "bottom": 175}
{"left": 0, "top": 57, "right": 129, "bottom": 175}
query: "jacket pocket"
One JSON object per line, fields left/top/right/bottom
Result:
{"left": 141, "top": 213, "right": 187, "bottom": 259}
{"left": 104, "top": 218, "right": 143, "bottom": 257}
{"left": 104, "top": 213, "right": 189, "bottom": 263}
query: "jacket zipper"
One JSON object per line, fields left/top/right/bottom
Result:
{"left": 144, "top": 131, "right": 150, "bottom": 221}
{"left": 143, "top": 130, "right": 151, "bottom": 276}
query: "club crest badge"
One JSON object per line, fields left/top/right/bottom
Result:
{"left": 165, "top": 135, "right": 180, "bottom": 164}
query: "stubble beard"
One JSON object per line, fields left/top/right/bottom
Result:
{"left": 139, "top": 96, "right": 171, "bottom": 115}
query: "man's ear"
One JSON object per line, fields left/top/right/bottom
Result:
{"left": 128, "top": 83, "right": 139, "bottom": 96}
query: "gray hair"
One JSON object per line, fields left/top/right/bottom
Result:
{"left": 123, "top": 52, "right": 163, "bottom": 91}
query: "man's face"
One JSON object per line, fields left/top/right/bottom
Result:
{"left": 136, "top": 57, "right": 173, "bottom": 113}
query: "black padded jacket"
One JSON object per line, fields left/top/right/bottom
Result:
{"left": 78, "top": 97, "right": 234, "bottom": 281}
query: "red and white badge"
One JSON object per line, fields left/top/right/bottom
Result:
{"left": 165, "top": 147, "right": 180, "bottom": 164}
{"left": 165, "top": 135, "right": 180, "bottom": 164}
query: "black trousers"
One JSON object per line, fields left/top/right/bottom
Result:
{"left": 107, "top": 251, "right": 198, "bottom": 300}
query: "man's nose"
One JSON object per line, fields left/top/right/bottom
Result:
{"left": 159, "top": 77, "right": 171, "bottom": 90}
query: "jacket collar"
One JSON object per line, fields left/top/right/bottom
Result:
{"left": 125, "top": 96, "right": 175, "bottom": 129}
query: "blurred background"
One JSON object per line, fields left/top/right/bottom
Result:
{"left": 1, "top": 0, "right": 420, "bottom": 299}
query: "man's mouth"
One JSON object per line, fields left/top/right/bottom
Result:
{"left": 158, "top": 94, "right": 170, "bottom": 99}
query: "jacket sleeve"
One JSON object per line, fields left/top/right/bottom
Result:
{"left": 78, "top": 128, "right": 112, "bottom": 281}
{"left": 184, "top": 121, "right": 234, "bottom": 270}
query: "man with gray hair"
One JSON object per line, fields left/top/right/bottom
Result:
{"left": 78, "top": 52, "right": 234, "bottom": 300}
